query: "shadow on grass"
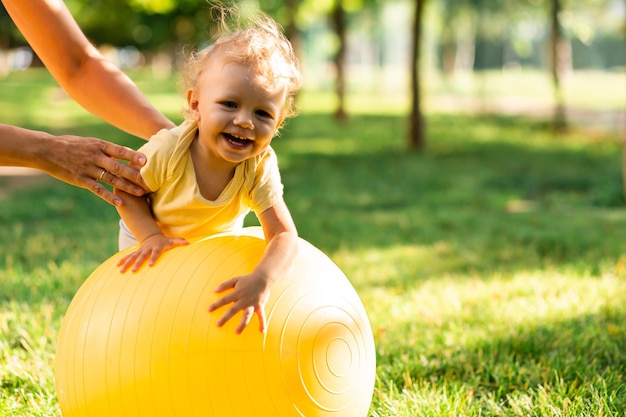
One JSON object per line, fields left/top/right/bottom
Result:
{"left": 275, "top": 113, "right": 626, "bottom": 283}
{"left": 0, "top": 180, "right": 119, "bottom": 305}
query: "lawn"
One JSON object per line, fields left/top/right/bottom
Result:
{"left": 1, "top": 69, "right": 626, "bottom": 416}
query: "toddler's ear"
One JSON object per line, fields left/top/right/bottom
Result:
{"left": 187, "top": 88, "right": 200, "bottom": 120}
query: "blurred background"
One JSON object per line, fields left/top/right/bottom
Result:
{"left": 1, "top": 0, "right": 624, "bottom": 145}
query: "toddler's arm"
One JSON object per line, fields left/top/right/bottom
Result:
{"left": 114, "top": 189, "right": 188, "bottom": 272}
{"left": 208, "top": 199, "right": 298, "bottom": 334}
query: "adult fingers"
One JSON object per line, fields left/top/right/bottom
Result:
{"left": 96, "top": 169, "right": 145, "bottom": 196}
{"left": 83, "top": 177, "right": 124, "bottom": 206}
{"left": 99, "top": 141, "right": 146, "bottom": 168}
{"left": 97, "top": 161, "right": 146, "bottom": 196}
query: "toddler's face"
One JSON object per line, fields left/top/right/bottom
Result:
{"left": 188, "top": 53, "right": 287, "bottom": 167}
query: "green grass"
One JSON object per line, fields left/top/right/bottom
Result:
{"left": 1, "top": 69, "right": 626, "bottom": 416}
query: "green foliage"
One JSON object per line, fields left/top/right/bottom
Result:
{"left": 1, "top": 71, "right": 626, "bottom": 416}
{"left": 128, "top": 0, "right": 177, "bottom": 14}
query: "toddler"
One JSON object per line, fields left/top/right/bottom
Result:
{"left": 114, "top": 10, "right": 302, "bottom": 335}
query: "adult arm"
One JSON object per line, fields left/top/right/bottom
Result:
{"left": 1, "top": 0, "right": 175, "bottom": 139}
{"left": 1, "top": 0, "right": 176, "bottom": 204}
{"left": 0, "top": 124, "right": 149, "bottom": 205}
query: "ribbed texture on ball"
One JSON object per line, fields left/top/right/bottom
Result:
{"left": 55, "top": 228, "right": 375, "bottom": 417}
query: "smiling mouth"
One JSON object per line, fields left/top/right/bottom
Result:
{"left": 223, "top": 133, "right": 253, "bottom": 148}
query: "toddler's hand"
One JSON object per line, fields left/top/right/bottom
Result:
{"left": 118, "top": 234, "right": 189, "bottom": 272}
{"left": 208, "top": 273, "right": 271, "bottom": 334}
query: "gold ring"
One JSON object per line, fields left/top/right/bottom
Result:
{"left": 98, "top": 169, "right": 107, "bottom": 181}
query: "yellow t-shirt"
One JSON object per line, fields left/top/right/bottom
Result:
{"left": 138, "top": 119, "right": 283, "bottom": 242}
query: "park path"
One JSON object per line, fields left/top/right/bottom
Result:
{"left": 430, "top": 95, "right": 626, "bottom": 137}
{"left": 0, "top": 166, "right": 51, "bottom": 200}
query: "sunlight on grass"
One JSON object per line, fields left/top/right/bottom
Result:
{"left": 355, "top": 261, "right": 626, "bottom": 417}
{"left": 335, "top": 244, "right": 626, "bottom": 330}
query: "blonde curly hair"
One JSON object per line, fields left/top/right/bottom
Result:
{"left": 182, "top": 6, "right": 302, "bottom": 125}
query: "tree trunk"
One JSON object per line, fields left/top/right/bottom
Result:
{"left": 622, "top": 0, "right": 626, "bottom": 203}
{"left": 440, "top": 6, "right": 456, "bottom": 77}
{"left": 549, "top": 0, "right": 567, "bottom": 130}
{"left": 284, "top": 0, "right": 301, "bottom": 59}
{"left": 409, "top": 0, "right": 426, "bottom": 150}
{"left": 441, "top": 37, "right": 456, "bottom": 77}
{"left": 332, "top": 0, "right": 347, "bottom": 122}
{"left": 284, "top": 0, "right": 301, "bottom": 108}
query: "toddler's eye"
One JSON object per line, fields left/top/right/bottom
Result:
{"left": 221, "top": 101, "right": 237, "bottom": 109}
{"left": 256, "top": 109, "right": 272, "bottom": 119}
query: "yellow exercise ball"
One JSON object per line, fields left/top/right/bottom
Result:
{"left": 55, "top": 228, "right": 376, "bottom": 417}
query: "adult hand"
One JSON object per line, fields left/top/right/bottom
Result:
{"left": 43, "top": 134, "right": 149, "bottom": 206}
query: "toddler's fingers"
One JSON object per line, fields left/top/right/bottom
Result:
{"left": 208, "top": 292, "right": 235, "bottom": 312}
{"left": 131, "top": 251, "right": 151, "bottom": 272}
{"left": 148, "top": 249, "right": 162, "bottom": 267}
{"left": 118, "top": 253, "right": 138, "bottom": 272}
{"left": 117, "top": 253, "right": 132, "bottom": 267}
{"left": 256, "top": 305, "right": 267, "bottom": 333}
{"left": 216, "top": 304, "right": 240, "bottom": 328}
{"left": 171, "top": 238, "right": 190, "bottom": 247}
{"left": 236, "top": 307, "right": 255, "bottom": 334}
{"left": 117, "top": 257, "right": 126, "bottom": 268}
{"left": 213, "top": 277, "right": 237, "bottom": 293}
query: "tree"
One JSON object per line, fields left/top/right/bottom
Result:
{"left": 437, "top": 0, "right": 476, "bottom": 76}
{"left": 331, "top": 0, "right": 347, "bottom": 122}
{"left": 409, "top": 0, "right": 427, "bottom": 150}
{"left": 257, "top": 0, "right": 302, "bottom": 56}
{"left": 327, "top": 0, "right": 381, "bottom": 123}
{"left": 548, "top": 0, "right": 616, "bottom": 130}
{"left": 283, "top": 0, "right": 302, "bottom": 56}
{"left": 549, "top": 0, "right": 567, "bottom": 130}
{"left": 0, "top": 3, "right": 19, "bottom": 49}
{"left": 622, "top": 0, "right": 626, "bottom": 202}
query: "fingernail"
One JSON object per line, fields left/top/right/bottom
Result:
{"left": 114, "top": 198, "right": 123, "bottom": 206}
{"left": 138, "top": 156, "right": 146, "bottom": 164}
